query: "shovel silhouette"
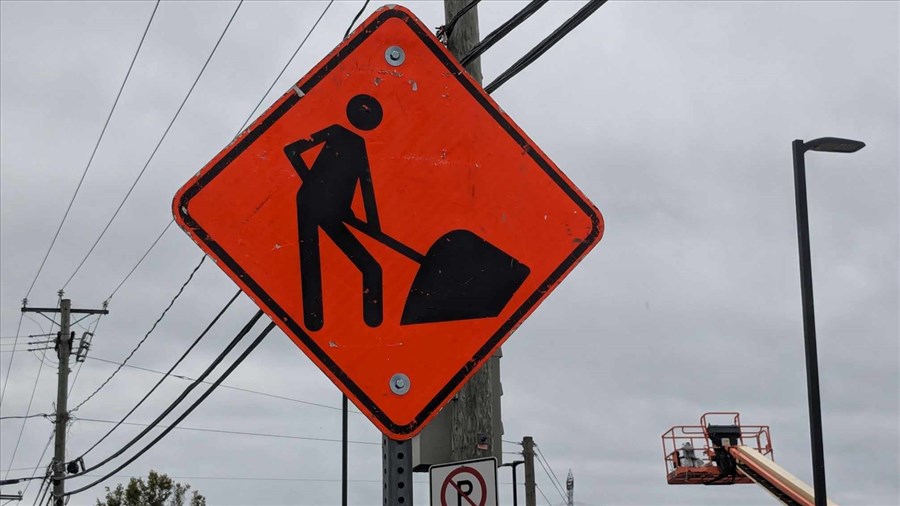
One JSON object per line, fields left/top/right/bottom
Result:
{"left": 343, "top": 215, "right": 530, "bottom": 325}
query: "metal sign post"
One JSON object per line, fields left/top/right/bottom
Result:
{"left": 384, "top": 436, "right": 413, "bottom": 505}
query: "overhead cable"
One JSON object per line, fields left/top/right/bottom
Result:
{"left": 69, "top": 256, "right": 207, "bottom": 413}
{"left": 485, "top": 0, "right": 608, "bottom": 94}
{"left": 64, "top": 319, "right": 277, "bottom": 497}
{"left": 344, "top": 0, "right": 371, "bottom": 39}
{"left": 440, "top": 0, "right": 481, "bottom": 41}
{"left": 65, "top": 311, "right": 264, "bottom": 479}
{"left": 74, "top": 417, "right": 380, "bottom": 446}
{"left": 23, "top": 1, "right": 160, "bottom": 301}
{"left": 0, "top": 311, "right": 25, "bottom": 406}
{"left": 2, "top": 303, "right": 59, "bottom": 480}
{"left": 535, "top": 483, "right": 554, "bottom": 506}
{"left": 61, "top": 0, "right": 244, "bottom": 290}
{"left": 67, "top": 314, "right": 104, "bottom": 397}
{"left": 459, "top": 0, "right": 549, "bottom": 67}
{"left": 535, "top": 444, "right": 567, "bottom": 499}
{"left": 0, "top": 414, "right": 50, "bottom": 421}
{"left": 105, "top": 220, "right": 174, "bottom": 302}
{"left": 83, "top": 355, "right": 358, "bottom": 414}
{"left": 74, "top": 290, "right": 241, "bottom": 459}
{"left": 0, "top": 438, "right": 50, "bottom": 490}
{"left": 79, "top": 474, "right": 382, "bottom": 483}
{"left": 23, "top": 431, "right": 54, "bottom": 504}
{"left": 534, "top": 450, "right": 566, "bottom": 503}
{"left": 107, "top": 0, "right": 337, "bottom": 301}
{"left": 236, "top": 0, "right": 335, "bottom": 136}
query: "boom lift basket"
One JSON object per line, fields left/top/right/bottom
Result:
{"left": 661, "top": 412, "right": 773, "bottom": 486}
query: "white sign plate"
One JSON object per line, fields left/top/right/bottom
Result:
{"left": 429, "top": 457, "right": 498, "bottom": 506}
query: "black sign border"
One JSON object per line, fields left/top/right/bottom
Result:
{"left": 177, "top": 7, "right": 601, "bottom": 436}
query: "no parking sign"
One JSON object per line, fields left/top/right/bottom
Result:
{"left": 429, "top": 457, "right": 498, "bottom": 506}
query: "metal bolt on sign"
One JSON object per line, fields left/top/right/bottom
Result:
{"left": 390, "top": 373, "right": 411, "bottom": 395}
{"left": 385, "top": 46, "right": 405, "bottom": 66}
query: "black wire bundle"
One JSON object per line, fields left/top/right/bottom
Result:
{"left": 64, "top": 316, "right": 276, "bottom": 497}
{"left": 440, "top": 0, "right": 481, "bottom": 42}
{"left": 486, "top": 0, "right": 608, "bottom": 94}
{"left": 459, "top": 0, "right": 549, "bottom": 67}
{"left": 73, "top": 290, "right": 241, "bottom": 460}
{"left": 64, "top": 310, "right": 264, "bottom": 481}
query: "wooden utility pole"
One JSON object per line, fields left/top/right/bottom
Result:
{"left": 522, "top": 436, "right": 537, "bottom": 506}
{"left": 52, "top": 298, "right": 70, "bottom": 506}
{"left": 443, "top": 0, "right": 501, "bottom": 464}
{"left": 443, "top": 0, "right": 483, "bottom": 81}
{"left": 23, "top": 297, "right": 107, "bottom": 506}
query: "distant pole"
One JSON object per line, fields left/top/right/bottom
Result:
{"left": 501, "top": 460, "right": 525, "bottom": 506}
{"left": 22, "top": 298, "right": 108, "bottom": 506}
{"left": 341, "top": 394, "right": 348, "bottom": 506}
{"left": 566, "top": 469, "right": 574, "bottom": 506}
{"left": 522, "top": 437, "right": 536, "bottom": 506}
{"left": 512, "top": 464, "right": 519, "bottom": 506}
{"left": 444, "top": 0, "right": 500, "bottom": 464}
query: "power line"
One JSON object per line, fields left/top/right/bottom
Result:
{"left": 22, "top": 431, "right": 54, "bottom": 503}
{"left": 536, "top": 483, "right": 554, "bottom": 506}
{"left": 70, "top": 256, "right": 206, "bottom": 413}
{"left": 1, "top": 334, "right": 49, "bottom": 340}
{"left": 82, "top": 355, "right": 361, "bottom": 415}
{"left": 344, "top": 0, "right": 371, "bottom": 39}
{"left": 2, "top": 302, "right": 59, "bottom": 480}
{"left": 81, "top": 474, "right": 382, "bottom": 483}
{"left": 440, "top": 0, "right": 481, "bottom": 41}
{"left": 105, "top": 220, "right": 174, "bottom": 301}
{"left": 0, "top": 310, "right": 26, "bottom": 407}
{"left": 22, "top": 1, "right": 159, "bottom": 301}
{"left": 0, "top": 414, "right": 50, "bottom": 421}
{"left": 534, "top": 448, "right": 566, "bottom": 503}
{"left": 73, "top": 417, "right": 381, "bottom": 447}
{"left": 74, "top": 290, "right": 241, "bottom": 459}
{"left": 106, "top": 0, "right": 337, "bottom": 302}
{"left": 1, "top": 308, "right": 59, "bottom": 409}
{"left": 64, "top": 319, "right": 277, "bottom": 498}
{"left": 66, "top": 311, "right": 265, "bottom": 479}
{"left": 235, "top": 0, "right": 335, "bottom": 136}
{"left": 61, "top": 0, "right": 244, "bottom": 290}
{"left": 459, "top": 0, "right": 548, "bottom": 67}
{"left": 67, "top": 314, "right": 104, "bottom": 397}
{"left": 535, "top": 445, "right": 567, "bottom": 496}
{"left": 485, "top": 0, "right": 608, "bottom": 94}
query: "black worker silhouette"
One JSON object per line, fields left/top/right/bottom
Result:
{"left": 285, "top": 94, "right": 531, "bottom": 331}
{"left": 285, "top": 94, "right": 384, "bottom": 331}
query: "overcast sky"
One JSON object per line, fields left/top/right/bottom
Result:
{"left": 1, "top": 1, "right": 897, "bottom": 505}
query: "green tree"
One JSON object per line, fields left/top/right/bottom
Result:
{"left": 95, "top": 470, "right": 206, "bottom": 506}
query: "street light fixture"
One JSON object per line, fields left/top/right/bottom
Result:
{"left": 792, "top": 136, "right": 865, "bottom": 506}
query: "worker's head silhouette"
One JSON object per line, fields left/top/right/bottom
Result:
{"left": 346, "top": 94, "right": 383, "bottom": 131}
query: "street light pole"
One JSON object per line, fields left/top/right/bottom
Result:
{"left": 791, "top": 136, "right": 865, "bottom": 506}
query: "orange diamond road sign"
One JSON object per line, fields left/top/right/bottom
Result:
{"left": 173, "top": 5, "right": 603, "bottom": 439}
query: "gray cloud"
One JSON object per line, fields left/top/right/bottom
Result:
{"left": 2, "top": 1, "right": 897, "bottom": 505}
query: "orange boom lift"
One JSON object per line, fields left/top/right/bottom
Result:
{"left": 661, "top": 413, "right": 837, "bottom": 505}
